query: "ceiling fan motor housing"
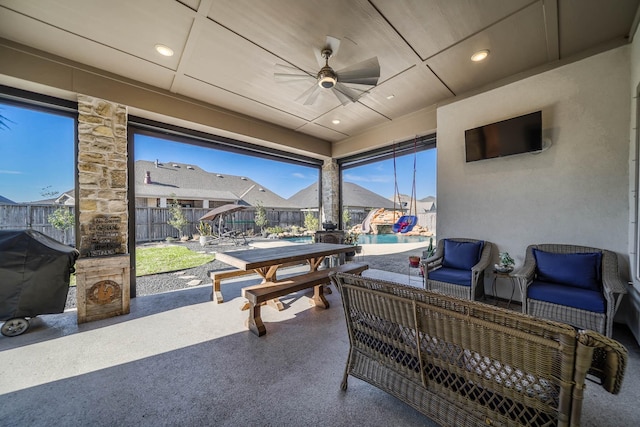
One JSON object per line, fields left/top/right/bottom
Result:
{"left": 317, "top": 66, "right": 337, "bottom": 89}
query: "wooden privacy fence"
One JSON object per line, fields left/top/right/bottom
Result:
{"left": 134, "top": 207, "right": 310, "bottom": 242}
{"left": 0, "top": 203, "right": 75, "bottom": 245}
{"left": 0, "top": 204, "right": 313, "bottom": 244}
{"left": 1, "top": 204, "right": 434, "bottom": 245}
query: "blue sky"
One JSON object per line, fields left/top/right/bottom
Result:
{"left": 0, "top": 102, "right": 436, "bottom": 202}
{"left": 0, "top": 104, "right": 75, "bottom": 203}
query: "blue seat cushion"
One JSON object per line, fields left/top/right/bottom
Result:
{"left": 528, "top": 280, "right": 606, "bottom": 313}
{"left": 428, "top": 267, "right": 472, "bottom": 287}
{"left": 533, "top": 249, "right": 602, "bottom": 290}
{"left": 442, "top": 240, "right": 484, "bottom": 270}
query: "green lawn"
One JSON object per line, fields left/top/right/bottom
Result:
{"left": 135, "top": 246, "right": 215, "bottom": 276}
{"left": 70, "top": 246, "right": 215, "bottom": 286}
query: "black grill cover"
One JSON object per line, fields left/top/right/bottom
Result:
{"left": 0, "top": 230, "right": 79, "bottom": 320}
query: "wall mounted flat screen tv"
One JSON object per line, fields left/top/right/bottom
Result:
{"left": 465, "top": 111, "right": 542, "bottom": 162}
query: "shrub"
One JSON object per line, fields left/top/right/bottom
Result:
{"left": 254, "top": 202, "right": 268, "bottom": 233}
{"left": 167, "top": 197, "right": 188, "bottom": 238}
{"left": 48, "top": 207, "right": 74, "bottom": 231}
{"left": 265, "top": 226, "right": 284, "bottom": 235}
{"left": 304, "top": 211, "right": 318, "bottom": 231}
{"left": 342, "top": 208, "right": 351, "bottom": 228}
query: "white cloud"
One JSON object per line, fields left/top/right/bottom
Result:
{"left": 291, "top": 172, "right": 306, "bottom": 179}
{"left": 344, "top": 173, "right": 391, "bottom": 183}
{"left": 0, "top": 170, "right": 22, "bottom": 175}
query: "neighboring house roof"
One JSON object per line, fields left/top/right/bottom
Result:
{"left": 54, "top": 190, "right": 75, "bottom": 205}
{"left": 390, "top": 194, "right": 436, "bottom": 213}
{"left": 288, "top": 181, "right": 395, "bottom": 210}
{"left": 416, "top": 201, "right": 436, "bottom": 213}
{"left": 134, "top": 160, "right": 293, "bottom": 208}
{"left": 0, "top": 195, "right": 16, "bottom": 204}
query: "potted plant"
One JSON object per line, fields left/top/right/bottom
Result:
{"left": 495, "top": 251, "right": 515, "bottom": 273}
{"left": 409, "top": 255, "right": 421, "bottom": 268}
{"left": 197, "top": 221, "right": 213, "bottom": 246}
{"left": 343, "top": 231, "right": 360, "bottom": 260}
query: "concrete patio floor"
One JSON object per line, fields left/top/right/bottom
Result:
{"left": 1, "top": 244, "right": 638, "bottom": 426}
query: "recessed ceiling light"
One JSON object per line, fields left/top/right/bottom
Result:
{"left": 386, "top": 94, "right": 395, "bottom": 100}
{"left": 155, "top": 44, "right": 174, "bottom": 57}
{"left": 471, "top": 49, "right": 489, "bottom": 62}
{"left": 332, "top": 119, "right": 341, "bottom": 125}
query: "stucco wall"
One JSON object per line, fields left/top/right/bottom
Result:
{"left": 437, "top": 46, "right": 631, "bottom": 304}
{"left": 626, "top": 25, "right": 640, "bottom": 342}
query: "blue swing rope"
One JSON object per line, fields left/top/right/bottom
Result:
{"left": 409, "top": 137, "right": 417, "bottom": 218}
{"left": 392, "top": 138, "right": 419, "bottom": 233}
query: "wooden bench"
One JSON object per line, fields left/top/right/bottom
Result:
{"left": 242, "top": 262, "right": 368, "bottom": 336}
{"left": 209, "top": 260, "right": 307, "bottom": 303}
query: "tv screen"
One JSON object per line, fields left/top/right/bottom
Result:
{"left": 465, "top": 111, "right": 542, "bottom": 162}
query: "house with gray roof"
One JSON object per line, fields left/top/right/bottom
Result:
{"left": 0, "top": 195, "right": 15, "bottom": 204}
{"left": 288, "top": 181, "right": 396, "bottom": 211}
{"left": 393, "top": 194, "right": 437, "bottom": 214}
{"left": 135, "top": 160, "right": 293, "bottom": 209}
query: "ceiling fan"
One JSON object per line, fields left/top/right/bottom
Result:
{"left": 274, "top": 36, "right": 380, "bottom": 106}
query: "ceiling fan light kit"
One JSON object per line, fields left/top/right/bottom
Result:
{"left": 318, "top": 67, "right": 337, "bottom": 88}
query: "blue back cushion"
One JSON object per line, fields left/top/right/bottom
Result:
{"left": 442, "top": 239, "right": 484, "bottom": 270}
{"left": 533, "top": 249, "right": 602, "bottom": 290}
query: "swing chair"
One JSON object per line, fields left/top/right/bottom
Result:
{"left": 391, "top": 139, "right": 419, "bottom": 234}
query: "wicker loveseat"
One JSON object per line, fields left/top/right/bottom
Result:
{"left": 331, "top": 273, "right": 627, "bottom": 427}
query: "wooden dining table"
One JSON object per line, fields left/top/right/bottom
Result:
{"left": 215, "top": 242, "right": 358, "bottom": 309}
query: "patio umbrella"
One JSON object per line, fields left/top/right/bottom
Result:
{"left": 199, "top": 204, "right": 247, "bottom": 235}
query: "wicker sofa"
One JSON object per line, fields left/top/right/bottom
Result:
{"left": 331, "top": 273, "right": 627, "bottom": 427}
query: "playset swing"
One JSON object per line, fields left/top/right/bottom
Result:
{"left": 392, "top": 139, "right": 419, "bottom": 234}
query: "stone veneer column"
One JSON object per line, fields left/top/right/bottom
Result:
{"left": 75, "top": 95, "right": 130, "bottom": 323}
{"left": 321, "top": 159, "right": 340, "bottom": 226}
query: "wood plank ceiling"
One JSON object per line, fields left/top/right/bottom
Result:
{"left": 0, "top": 0, "right": 638, "bottom": 143}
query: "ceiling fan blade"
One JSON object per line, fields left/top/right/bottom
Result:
{"left": 336, "top": 57, "right": 380, "bottom": 86}
{"left": 295, "top": 83, "right": 321, "bottom": 105}
{"left": 333, "top": 82, "right": 365, "bottom": 104}
{"left": 331, "top": 87, "right": 353, "bottom": 106}
{"left": 274, "top": 73, "right": 313, "bottom": 82}
{"left": 274, "top": 64, "right": 314, "bottom": 82}
{"left": 303, "top": 86, "right": 322, "bottom": 105}
{"left": 314, "top": 35, "right": 341, "bottom": 66}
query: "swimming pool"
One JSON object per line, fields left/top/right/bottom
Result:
{"left": 284, "top": 234, "right": 433, "bottom": 244}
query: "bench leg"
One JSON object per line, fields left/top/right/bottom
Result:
{"left": 245, "top": 302, "right": 266, "bottom": 336}
{"left": 266, "top": 298, "right": 284, "bottom": 311}
{"left": 312, "top": 284, "right": 330, "bottom": 309}
{"left": 212, "top": 279, "right": 224, "bottom": 304}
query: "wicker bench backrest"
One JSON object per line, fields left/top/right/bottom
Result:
{"left": 332, "top": 272, "right": 627, "bottom": 427}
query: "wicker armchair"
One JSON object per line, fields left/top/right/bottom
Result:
{"left": 515, "top": 244, "right": 627, "bottom": 337}
{"left": 421, "top": 238, "right": 493, "bottom": 300}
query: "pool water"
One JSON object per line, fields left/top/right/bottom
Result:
{"left": 284, "top": 234, "right": 433, "bottom": 244}
{"left": 358, "top": 234, "right": 431, "bottom": 244}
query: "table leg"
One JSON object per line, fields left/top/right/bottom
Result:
{"left": 507, "top": 277, "right": 516, "bottom": 310}
{"left": 311, "top": 284, "right": 329, "bottom": 308}
{"left": 488, "top": 275, "right": 498, "bottom": 304}
{"left": 308, "top": 256, "right": 332, "bottom": 294}
{"left": 240, "top": 265, "right": 284, "bottom": 311}
{"left": 245, "top": 302, "right": 266, "bottom": 336}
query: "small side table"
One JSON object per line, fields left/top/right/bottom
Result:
{"left": 490, "top": 270, "right": 518, "bottom": 310}
{"left": 408, "top": 257, "right": 423, "bottom": 288}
